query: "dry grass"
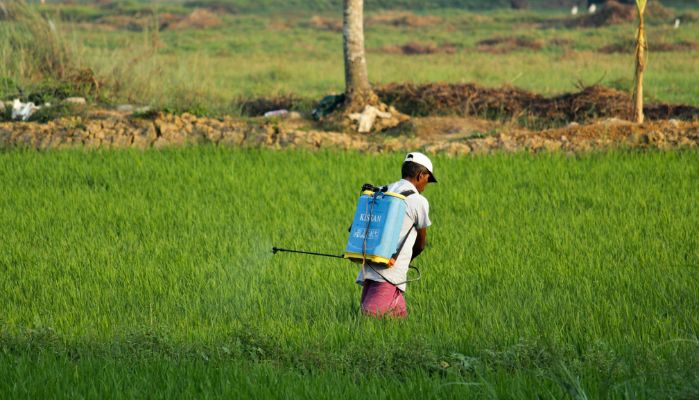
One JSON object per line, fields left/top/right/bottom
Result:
{"left": 375, "top": 83, "right": 699, "bottom": 127}
{"left": 0, "top": 0, "right": 70, "bottom": 81}
{"left": 0, "top": 0, "right": 104, "bottom": 103}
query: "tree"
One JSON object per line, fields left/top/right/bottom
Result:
{"left": 333, "top": 0, "right": 407, "bottom": 133}
{"left": 632, "top": 0, "right": 647, "bottom": 123}
{"left": 342, "top": 0, "right": 378, "bottom": 112}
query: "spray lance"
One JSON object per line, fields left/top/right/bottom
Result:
{"left": 271, "top": 247, "right": 344, "bottom": 259}
{"left": 271, "top": 183, "right": 422, "bottom": 286}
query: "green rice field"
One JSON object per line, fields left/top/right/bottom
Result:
{"left": 1, "top": 148, "right": 698, "bottom": 398}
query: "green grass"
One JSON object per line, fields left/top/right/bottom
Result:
{"left": 58, "top": 0, "right": 699, "bottom": 12}
{"left": 3, "top": 3, "right": 699, "bottom": 116}
{"left": 74, "top": 11, "right": 699, "bottom": 114}
{"left": 52, "top": 0, "right": 514, "bottom": 13}
{"left": 1, "top": 148, "right": 698, "bottom": 398}
{"left": 1, "top": 353, "right": 453, "bottom": 399}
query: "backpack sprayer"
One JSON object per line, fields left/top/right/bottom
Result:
{"left": 272, "top": 183, "right": 421, "bottom": 286}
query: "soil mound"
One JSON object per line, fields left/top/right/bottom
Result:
{"left": 545, "top": 85, "right": 631, "bottom": 122}
{"left": 376, "top": 83, "right": 540, "bottom": 119}
{"left": 96, "top": 15, "right": 150, "bottom": 31}
{"left": 569, "top": 0, "right": 674, "bottom": 27}
{"left": 95, "top": 9, "right": 220, "bottom": 31}
{"left": 167, "top": 9, "right": 221, "bottom": 30}
{"left": 378, "top": 42, "right": 458, "bottom": 55}
{"left": 576, "top": 1, "right": 636, "bottom": 27}
{"left": 367, "top": 12, "right": 442, "bottom": 28}
{"left": 645, "top": 104, "right": 699, "bottom": 122}
{"left": 308, "top": 15, "right": 343, "bottom": 32}
{"left": 678, "top": 11, "right": 699, "bottom": 23}
{"left": 599, "top": 40, "right": 699, "bottom": 54}
{"left": 476, "top": 37, "right": 545, "bottom": 54}
{"left": 308, "top": 11, "right": 441, "bottom": 32}
{"left": 183, "top": 1, "right": 239, "bottom": 15}
{"left": 375, "top": 83, "right": 699, "bottom": 126}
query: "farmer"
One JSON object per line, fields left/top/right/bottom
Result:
{"left": 356, "top": 152, "right": 436, "bottom": 318}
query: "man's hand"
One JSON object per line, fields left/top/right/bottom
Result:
{"left": 411, "top": 228, "right": 427, "bottom": 260}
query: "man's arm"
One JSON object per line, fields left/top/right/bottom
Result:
{"left": 411, "top": 228, "right": 427, "bottom": 260}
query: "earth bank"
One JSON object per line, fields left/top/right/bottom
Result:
{"left": 1, "top": 111, "right": 697, "bottom": 155}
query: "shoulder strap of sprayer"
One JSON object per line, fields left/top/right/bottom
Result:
{"left": 367, "top": 188, "right": 422, "bottom": 287}
{"left": 388, "top": 190, "right": 417, "bottom": 264}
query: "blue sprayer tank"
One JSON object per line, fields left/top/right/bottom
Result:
{"left": 344, "top": 189, "right": 408, "bottom": 266}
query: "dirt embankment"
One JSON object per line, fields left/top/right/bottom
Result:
{"left": 375, "top": 84, "right": 699, "bottom": 125}
{"left": 1, "top": 111, "right": 698, "bottom": 155}
{"left": 2, "top": 83, "right": 698, "bottom": 154}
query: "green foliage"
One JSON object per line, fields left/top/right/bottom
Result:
{"left": 78, "top": 0, "right": 699, "bottom": 12}
{"left": 85, "top": 0, "right": 514, "bottom": 13}
{"left": 80, "top": 9, "right": 699, "bottom": 114}
{"left": 3, "top": 3, "right": 699, "bottom": 115}
{"left": 0, "top": 149, "right": 698, "bottom": 398}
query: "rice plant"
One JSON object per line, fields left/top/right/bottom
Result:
{"left": 1, "top": 148, "right": 697, "bottom": 398}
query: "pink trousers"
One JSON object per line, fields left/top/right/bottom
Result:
{"left": 360, "top": 280, "right": 407, "bottom": 318}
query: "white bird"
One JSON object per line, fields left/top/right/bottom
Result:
{"left": 588, "top": 3, "right": 597, "bottom": 13}
{"left": 674, "top": 18, "right": 681, "bottom": 29}
{"left": 571, "top": 6, "right": 579, "bottom": 15}
{"left": 11, "top": 99, "right": 40, "bottom": 122}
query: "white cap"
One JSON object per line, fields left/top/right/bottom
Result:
{"left": 404, "top": 152, "right": 437, "bottom": 183}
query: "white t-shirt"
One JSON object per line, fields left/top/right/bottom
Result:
{"left": 355, "top": 179, "right": 431, "bottom": 292}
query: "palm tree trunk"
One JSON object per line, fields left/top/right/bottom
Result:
{"left": 343, "top": 0, "right": 376, "bottom": 111}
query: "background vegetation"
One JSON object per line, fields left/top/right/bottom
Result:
{"left": 1, "top": 0, "right": 698, "bottom": 116}
{"left": 38, "top": 0, "right": 699, "bottom": 12}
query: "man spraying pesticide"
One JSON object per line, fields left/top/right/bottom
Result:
{"left": 273, "top": 152, "right": 436, "bottom": 318}
{"left": 346, "top": 152, "right": 435, "bottom": 318}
